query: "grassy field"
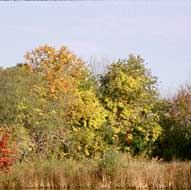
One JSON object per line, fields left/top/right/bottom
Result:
{"left": 0, "top": 153, "right": 191, "bottom": 189}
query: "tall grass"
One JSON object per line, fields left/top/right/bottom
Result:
{"left": 0, "top": 153, "right": 191, "bottom": 189}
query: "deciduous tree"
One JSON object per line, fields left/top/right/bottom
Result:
{"left": 99, "top": 55, "right": 161, "bottom": 155}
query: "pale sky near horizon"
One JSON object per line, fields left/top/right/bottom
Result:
{"left": 0, "top": 1, "right": 191, "bottom": 96}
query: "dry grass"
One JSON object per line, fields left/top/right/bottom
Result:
{"left": 0, "top": 155, "right": 191, "bottom": 189}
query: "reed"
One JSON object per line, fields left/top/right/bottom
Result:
{"left": 0, "top": 154, "right": 191, "bottom": 189}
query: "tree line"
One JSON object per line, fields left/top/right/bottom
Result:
{"left": 0, "top": 45, "right": 190, "bottom": 171}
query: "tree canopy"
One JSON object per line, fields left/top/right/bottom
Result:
{"left": 99, "top": 55, "right": 161, "bottom": 155}
{"left": 0, "top": 45, "right": 190, "bottom": 165}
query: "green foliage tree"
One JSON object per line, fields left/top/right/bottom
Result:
{"left": 154, "top": 85, "right": 191, "bottom": 160}
{"left": 99, "top": 55, "right": 161, "bottom": 156}
{"left": 0, "top": 66, "right": 36, "bottom": 160}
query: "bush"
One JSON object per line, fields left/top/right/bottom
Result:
{"left": 0, "top": 133, "right": 15, "bottom": 173}
{"left": 99, "top": 149, "right": 123, "bottom": 177}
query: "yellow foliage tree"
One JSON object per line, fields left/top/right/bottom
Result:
{"left": 24, "top": 45, "right": 107, "bottom": 158}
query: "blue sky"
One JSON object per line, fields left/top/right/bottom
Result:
{"left": 0, "top": 1, "right": 191, "bottom": 96}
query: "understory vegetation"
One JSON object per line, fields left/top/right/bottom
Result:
{"left": 0, "top": 45, "right": 191, "bottom": 188}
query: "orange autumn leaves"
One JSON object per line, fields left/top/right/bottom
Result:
{"left": 22, "top": 45, "right": 107, "bottom": 158}
{"left": 25, "top": 45, "right": 86, "bottom": 97}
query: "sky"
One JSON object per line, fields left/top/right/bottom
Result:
{"left": 0, "top": 1, "right": 191, "bottom": 97}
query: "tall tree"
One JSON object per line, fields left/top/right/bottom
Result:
{"left": 99, "top": 55, "right": 161, "bottom": 156}
{"left": 24, "top": 45, "right": 107, "bottom": 159}
{"left": 155, "top": 85, "right": 191, "bottom": 160}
